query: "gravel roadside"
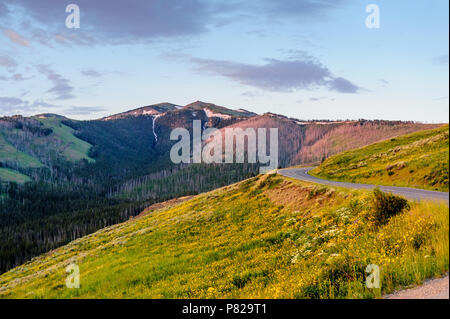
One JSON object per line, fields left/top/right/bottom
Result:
{"left": 384, "top": 275, "right": 449, "bottom": 299}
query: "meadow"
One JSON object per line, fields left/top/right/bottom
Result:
{"left": 36, "top": 117, "right": 95, "bottom": 163}
{"left": 0, "top": 168, "right": 31, "bottom": 184}
{"left": 0, "top": 117, "right": 94, "bottom": 183}
{"left": 0, "top": 174, "right": 447, "bottom": 299}
{"left": 0, "top": 133, "right": 42, "bottom": 183}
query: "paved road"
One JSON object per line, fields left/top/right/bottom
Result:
{"left": 280, "top": 167, "right": 449, "bottom": 299}
{"left": 279, "top": 167, "right": 449, "bottom": 203}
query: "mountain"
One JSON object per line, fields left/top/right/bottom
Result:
{"left": 0, "top": 101, "right": 261, "bottom": 274}
{"left": 311, "top": 125, "right": 449, "bottom": 191}
{"left": 184, "top": 101, "right": 257, "bottom": 118}
{"left": 101, "top": 103, "right": 181, "bottom": 121}
{"left": 0, "top": 172, "right": 447, "bottom": 299}
{"left": 0, "top": 101, "right": 444, "bottom": 275}
{"left": 1, "top": 102, "right": 441, "bottom": 185}
{"left": 35, "top": 113, "right": 68, "bottom": 119}
{"left": 100, "top": 100, "right": 256, "bottom": 123}
{"left": 206, "top": 112, "right": 443, "bottom": 167}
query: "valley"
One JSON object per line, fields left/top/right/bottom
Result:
{"left": 0, "top": 100, "right": 447, "bottom": 292}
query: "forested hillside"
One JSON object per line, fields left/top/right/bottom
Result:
{"left": 0, "top": 106, "right": 259, "bottom": 273}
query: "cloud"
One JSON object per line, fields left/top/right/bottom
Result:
{"left": 379, "top": 79, "right": 389, "bottom": 87}
{"left": 0, "top": 96, "right": 104, "bottom": 117}
{"left": 0, "top": 73, "right": 29, "bottom": 81}
{"left": 20, "top": 27, "right": 98, "bottom": 47}
{"left": 11, "top": 73, "right": 26, "bottom": 81}
{"left": 0, "top": 96, "right": 57, "bottom": 115}
{"left": 64, "top": 106, "right": 107, "bottom": 115}
{"left": 272, "top": 0, "right": 345, "bottom": 13}
{"left": 30, "top": 100, "right": 58, "bottom": 109}
{"left": 327, "top": 77, "right": 359, "bottom": 94}
{"left": 35, "top": 64, "right": 75, "bottom": 100}
{"left": 242, "top": 0, "right": 347, "bottom": 20}
{"left": 192, "top": 57, "right": 360, "bottom": 93}
{"left": 81, "top": 69, "right": 102, "bottom": 77}
{"left": 0, "top": 2, "right": 9, "bottom": 18}
{"left": 0, "top": 96, "right": 25, "bottom": 108}
{"left": 4, "top": 0, "right": 214, "bottom": 45}
{"left": 3, "top": 0, "right": 349, "bottom": 46}
{"left": 0, "top": 55, "right": 17, "bottom": 69}
{"left": 242, "top": 91, "right": 263, "bottom": 98}
{"left": 309, "top": 96, "right": 333, "bottom": 102}
{"left": 2, "top": 29, "right": 30, "bottom": 47}
{"left": 434, "top": 54, "right": 449, "bottom": 64}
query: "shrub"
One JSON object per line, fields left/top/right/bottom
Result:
{"left": 296, "top": 258, "right": 366, "bottom": 299}
{"left": 371, "top": 188, "right": 409, "bottom": 226}
{"left": 296, "top": 284, "right": 322, "bottom": 299}
{"left": 307, "top": 186, "right": 328, "bottom": 199}
{"left": 232, "top": 269, "right": 269, "bottom": 288}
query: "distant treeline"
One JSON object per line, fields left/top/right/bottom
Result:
{"left": 0, "top": 163, "right": 258, "bottom": 273}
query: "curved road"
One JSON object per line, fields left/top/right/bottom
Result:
{"left": 280, "top": 167, "right": 449, "bottom": 299}
{"left": 279, "top": 167, "right": 449, "bottom": 203}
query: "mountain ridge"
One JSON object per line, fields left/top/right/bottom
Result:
{"left": 98, "top": 101, "right": 257, "bottom": 122}
{"left": 0, "top": 101, "right": 444, "bottom": 184}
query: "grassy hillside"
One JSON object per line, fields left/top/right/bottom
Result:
{"left": 0, "top": 134, "right": 43, "bottom": 168}
{"left": 0, "top": 168, "right": 31, "bottom": 184}
{"left": 36, "top": 117, "right": 95, "bottom": 163}
{"left": 0, "top": 133, "right": 43, "bottom": 183}
{"left": 0, "top": 174, "right": 447, "bottom": 299}
{"left": 0, "top": 116, "right": 95, "bottom": 183}
{"left": 295, "top": 122, "right": 442, "bottom": 164}
{"left": 212, "top": 115, "right": 440, "bottom": 167}
{"left": 311, "top": 125, "right": 449, "bottom": 192}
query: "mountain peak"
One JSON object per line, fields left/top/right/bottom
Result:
{"left": 184, "top": 101, "right": 257, "bottom": 118}
{"left": 96, "top": 101, "right": 256, "bottom": 122}
{"left": 34, "top": 113, "right": 67, "bottom": 119}
{"left": 184, "top": 100, "right": 214, "bottom": 109}
{"left": 100, "top": 103, "right": 181, "bottom": 121}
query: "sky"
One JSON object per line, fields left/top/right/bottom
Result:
{"left": 0, "top": 0, "right": 448, "bottom": 122}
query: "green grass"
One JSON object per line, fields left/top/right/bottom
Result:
{"left": 0, "top": 174, "right": 447, "bottom": 299}
{"left": 0, "top": 117, "right": 94, "bottom": 171}
{"left": 37, "top": 118, "right": 95, "bottom": 163}
{"left": 0, "top": 133, "right": 43, "bottom": 168}
{"left": 0, "top": 167, "right": 32, "bottom": 184}
{"left": 311, "top": 125, "right": 449, "bottom": 192}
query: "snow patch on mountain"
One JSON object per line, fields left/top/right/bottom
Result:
{"left": 143, "top": 109, "right": 159, "bottom": 115}
{"left": 204, "top": 108, "right": 231, "bottom": 120}
{"left": 152, "top": 115, "right": 161, "bottom": 142}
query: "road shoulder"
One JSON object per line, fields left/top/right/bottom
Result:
{"left": 384, "top": 275, "right": 449, "bottom": 299}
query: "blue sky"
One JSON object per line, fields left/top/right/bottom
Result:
{"left": 0, "top": 0, "right": 448, "bottom": 122}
